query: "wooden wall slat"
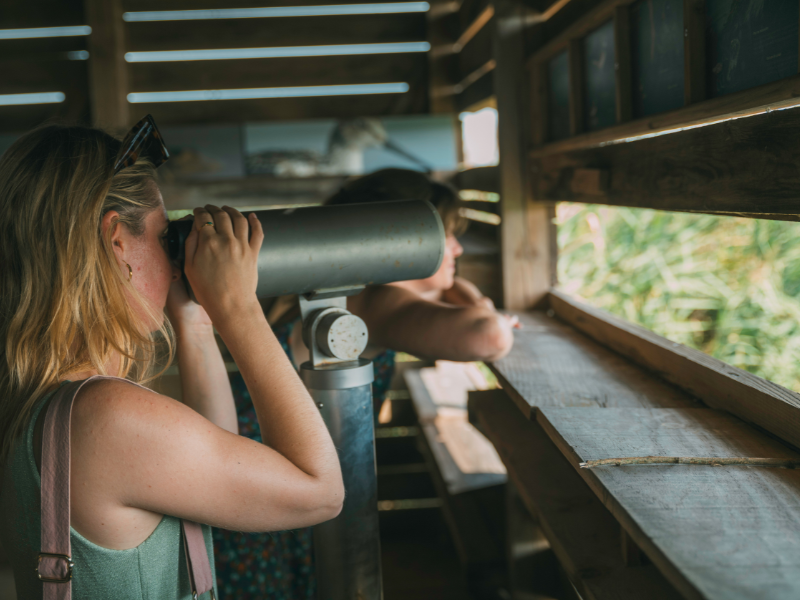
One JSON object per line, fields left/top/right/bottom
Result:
{"left": 129, "top": 53, "right": 427, "bottom": 93}
{"left": 85, "top": 0, "right": 129, "bottom": 130}
{"left": 530, "top": 100, "right": 800, "bottom": 218}
{"left": 132, "top": 86, "right": 428, "bottom": 125}
{"left": 613, "top": 5, "right": 632, "bottom": 123}
{"left": 458, "top": 16, "right": 493, "bottom": 80}
{"left": 122, "top": 0, "right": 409, "bottom": 10}
{"left": 2, "top": 0, "right": 85, "bottom": 28}
{"left": 0, "top": 59, "right": 87, "bottom": 94}
{"left": 0, "top": 37, "right": 87, "bottom": 61}
{"left": 683, "top": 0, "right": 705, "bottom": 105}
{"left": 567, "top": 38, "right": 584, "bottom": 135}
{"left": 455, "top": 68, "right": 493, "bottom": 112}
{"left": 0, "top": 97, "right": 90, "bottom": 133}
{"left": 125, "top": 13, "right": 426, "bottom": 52}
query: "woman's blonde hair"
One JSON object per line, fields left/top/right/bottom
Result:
{"left": 0, "top": 124, "right": 172, "bottom": 460}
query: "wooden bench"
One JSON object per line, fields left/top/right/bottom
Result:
{"left": 404, "top": 362, "right": 508, "bottom": 594}
{"left": 471, "top": 308, "right": 800, "bottom": 600}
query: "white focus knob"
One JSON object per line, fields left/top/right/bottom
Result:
{"left": 315, "top": 312, "right": 369, "bottom": 361}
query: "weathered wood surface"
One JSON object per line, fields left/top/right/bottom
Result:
{"left": 126, "top": 12, "right": 425, "bottom": 52}
{"left": 489, "top": 311, "right": 696, "bottom": 419}
{"left": 530, "top": 74, "right": 800, "bottom": 157}
{"left": 452, "top": 166, "right": 499, "bottom": 193}
{"left": 85, "top": 0, "right": 129, "bottom": 131}
{"left": 471, "top": 389, "right": 682, "bottom": 600}
{"left": 129, "top": 53, "right": 427, "bottom": 93}
{"left": 531, "top": 95, "right": 800, "bottom": 218}
{"left": 131, "top": 89, "right": 428, "bottom": 126}
{"left": 549, "top": 290, "right": 800, "bottom": 451}
{"left": 538, "top": 407, "right": 800, "bottom": 600}
{"left": 404, "top": 367, "right": 506, "bottom": 495}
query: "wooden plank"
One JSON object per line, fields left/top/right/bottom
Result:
{"left": 404, "top": 369, "right": 439, "bottom": 424}
{"left": 2, "top": 0, "right": 85, "bottom": 28}
{"left": 129, "top": 53, "right": 427, "bottom": 92}
{"left": 530, "top": 72, "right": 800, "bottom": 158}
{"left": 123, "top": 0, "right": 413, "bottom": 9}
{"left": 453, "top": 166, "right": 499, "bottom": 193}
{"left": 471, "top": 390, "right": 683, "bottom": 600}
{"left": 548, "top": 289, "right": 800, "bottom": 451}
{"left": 493, "top": 0, "right": 552, "bottom": 310}
{"left": 85, "top": 0, "right": 129, "bottom": 131}
{"left": 567, "top": 38, "right": 584, "bottom": 135}
{"left": 126, "top": 12, "right": 426, "bottom": 52}
{"left": 613, "top": 5, "right": 632, "bottom": 123}
{"left": 0, "top": 36, "right": 87, "bottom": 61}
{"left": 458, "top": 18, "right": 493, "bottom": 81}
{"left": 0, "top": 58, "right": 87, "bottom": 94}
{"left": 455, "top": 66, "right": 493, "bottom": 111}
{"left": 530, "top": 96, "right": 800, "bottom": 218}
{"left": 538, "top": 406, "right": 800, "bottom": 600}
{"left": 683, "top": 0, "right": 705, "bottom": 105}
{"left": 489, "top": 311, "right": 697, "bottom": 420}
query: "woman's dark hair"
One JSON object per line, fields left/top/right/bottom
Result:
{"left": 327, "top": 168, "right": 468, "bottom": 236}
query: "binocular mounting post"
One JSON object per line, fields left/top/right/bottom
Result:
{"left": 298, "top": 291, "right": 382, "bottom": 600}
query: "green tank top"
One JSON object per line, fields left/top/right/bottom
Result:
{"left": 0, "top": 383, "right": 216, "bottom": 599}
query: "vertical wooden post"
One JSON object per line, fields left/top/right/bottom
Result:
{"left": 614, "top": 6, "right": 633, "bottom": 123}
{"left": 683, "top": 0, "right": 706, "bottom": 105}
{"left": 567, "top": 38, "right": 585, "bottom": 136}
{"left": 84, "top": 0, "right": 129, "bottom": 132}
{"left": 493, "top": 0, "right": 554, "bottom": 310}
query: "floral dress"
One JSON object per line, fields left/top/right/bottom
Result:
{"left": 213, "top": 319, "right": 395, "bottom": 600}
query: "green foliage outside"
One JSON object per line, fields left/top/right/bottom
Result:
{"left": 556, "top": 203, "right": 800, "bottom": 392}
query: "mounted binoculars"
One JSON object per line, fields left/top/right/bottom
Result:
{"left": 166, "top": 200, "right": 445, "bottom": 299}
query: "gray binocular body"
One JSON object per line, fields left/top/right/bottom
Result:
{"left": 166, "top": 200, "right": 446, "bottom": 299}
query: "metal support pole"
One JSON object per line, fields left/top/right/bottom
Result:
{"left": 299, "top": 295, "right": 383, "bottom": 600}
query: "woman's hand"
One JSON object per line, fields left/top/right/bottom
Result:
{"left": 183, "top": 205, "right": 264, "bottom": 325}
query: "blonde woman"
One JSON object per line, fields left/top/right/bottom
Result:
{"left": 0, "top": 119, "right": 343, "bottom": 599}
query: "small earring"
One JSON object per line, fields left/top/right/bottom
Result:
{"left": 126, "top": 263, "right": 133, "bottom": 282}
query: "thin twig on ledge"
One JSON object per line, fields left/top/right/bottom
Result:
{"left": 579, "top": 456, "right": 800, "bottom": 469}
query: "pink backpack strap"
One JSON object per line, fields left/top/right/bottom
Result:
{"left": 37, "top": 376, "right": 216, "bottom": 599}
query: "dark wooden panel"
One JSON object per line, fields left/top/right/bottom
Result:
{"left": 0, "top": 97, "right": 90, "bottom": 133}
{"left": 583, "top": 18, "right": 617, "bottom": 131}
{"left": 530, "top": 96, "right": 800, "bottom": 218}
{"left": 539, "top": 406, "right": 800, "bottom": 600}
{"left": 0, "top": 36, "right": 87, "bottom": 61}
{"left": 129, "top": 53, "right": 427, "bottom": 92}
{"left": 453, "top": 166, "right": 499, "bottom": 192}
{"left": 0, "top": 58, "right": 87, "bottom": 94}
{"left": 456, "top": 0, "right": 492, "bottom": 39}
{"left": 546, "top": 49, "right": 570, "bottom": 141}
{"left": 630, "top": 0, "right": 684, "bottom": 117}
{"left": 2, "top": 0, "right": 84, "bottom": 28}
{"left": 131, "top": 86, "right": 428, "bottom": 125}
{"left": 684, "top": 0, "right": 706, "bottom": 104}
{"left": 126, "top": 12, "right": 426, "bottom": 52}
{"left": 123, "top": 0, "right": 409, "bottom": 9}
{"left": 457, "top": 15, "right": 493, "bottom": 79}
{"left": 705, "top": 0, "right": 799, "bottom": 98}
{"left": 489, "top": 311, "right": 696, "bottom": 420}
{"left": 471, "top": 390, "right": 683, "bottom": 600}
{"left": 455, "top": 68, "right": 493, "bottom": 112}
{"left": 549, "top": 289, "right": 800, "bottom": 451}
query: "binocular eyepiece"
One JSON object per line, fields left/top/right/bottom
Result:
{"left": 166, "top": 200, "right": 445, "bottom": 299}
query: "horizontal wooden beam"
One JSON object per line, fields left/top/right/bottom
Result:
{"left": 548, "top": 289, "right": 800, "bottom": 451}
{"left": 126, "top": 12, "right": 426, "bottom": 52}
{"left": 129, "top": 53, "right": 427, "bottom": 93}
{"left": 452, "top": 166, "right": 499, "bottom": 193}
{"left": 530, "top": 94, "right": 800, "bottom": 218}
{"left": 0, "top": 58, "right": 88, "bottom": 95}
{"left": 2, "top": 0, "right": 85, "bottom": 29}
{"left": 458, "top": 15, "right": 492, "bottom": 79}
{"left": 130, "top": 86, "right": 428, "bottom": 125}
{"left": 122, "top": 0, "right": 413, "bottom": 10}
{"left": 0, "top": 99, "right": 90, "bottom": 133}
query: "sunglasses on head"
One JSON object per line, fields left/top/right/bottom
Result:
{"left": 113, "top": 114, "right": 170, "bottom": 174}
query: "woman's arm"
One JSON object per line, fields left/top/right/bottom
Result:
{"left": 348, "top": 284, "right": 514, "bottom": 362}
{"left": 167, "top": 280, "right": 238, "bottom": 434}
{"left": 70, "top": 206, "right": 343, "bottom": 544}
